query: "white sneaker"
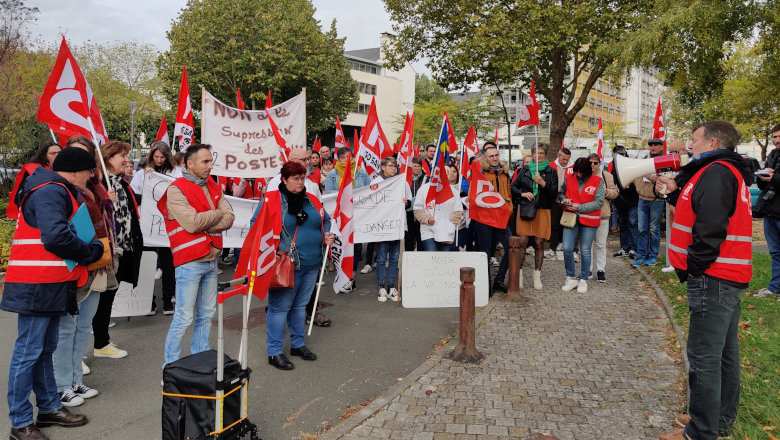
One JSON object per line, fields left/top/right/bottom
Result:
{"left": 388, "top": 287, "right": 398, "bottom": 302}
{"left": 155, "top": 268, "right": 163, "bottom": 280}
{"left": 378, "top": 287, "right": 388, "bottom": 302}
{"left": 360, "top": 264, "right": 373, "bottom": 274}
{"left": 562, "top": 277, "right": 579, "bottom": 292}
{"left": 82, "top": 361, "right": 90, "bottom": 375}
{"left": 94, "top": 342, "right": 128, "bottom": 359}
{"left": 544, "top": 250, "right": 557, "bottom": 260}
{"left": 574, "top": 252, "right": 580, "bottom": 263}
{"left": 527, "top": 247, "right": 535, "bottom": 255}
{"left": 755, "top": 288, "right": 779, "bottom": 298}
{"left": 577, "top": 279, "right": 588, "bottom": 293}
{"left": 59, "top": 388, "right": 84, "bottom": 407}
{"left": 108, "top": 321, "right": 116, "bottom": 328}
{"left": 73, "top": 383, "right": 98, "bottom": 399}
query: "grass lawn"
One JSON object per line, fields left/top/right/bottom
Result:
{"left": 645, "top": 254, "right": 780, "bottom": 439}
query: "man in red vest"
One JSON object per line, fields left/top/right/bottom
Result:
{"left": 160, "top": 144, "right": 235, "bottom": 369}
{"left": 656, "top": 121, "right": 753, "bottom": 440}
{"left": 1, "top": 147, "right": 105, "bottom": 440}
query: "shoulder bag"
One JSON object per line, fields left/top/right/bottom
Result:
{"left": 560, "top": 210, "right": 578, "bottom": 228}
{"left": 269, "top": 226, "right": 299, "bottom": 289}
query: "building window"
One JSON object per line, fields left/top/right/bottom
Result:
{"left": 348, "top": 60, "right": 378, "bottom": 75}
{"left": 353, "top": 103, "right": 370, "bottom": 115}
{"left": 358, "top": 82, "right": 377, "bottom": 95}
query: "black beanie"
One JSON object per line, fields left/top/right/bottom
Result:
{"left": 52, "top": 147, "right": 97, "bottom": 172}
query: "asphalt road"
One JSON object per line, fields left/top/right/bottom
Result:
{"left": 0, "top": 262, "right": 460, "bottom": 440}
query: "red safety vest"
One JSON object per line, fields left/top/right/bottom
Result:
{"left": 6, "top": 163, "right": 41, "bottom": 220}
{"left": 668, "top": 161, "right": 752, "bottom": 283}
{"left": 566, "top": 174, "right": 602, "bottom": 227}
{"left": 5, "top": 181, "right": 88, "bottom": 287}
{"left": 158, "top": 178, "right": 225, "bottom": 267}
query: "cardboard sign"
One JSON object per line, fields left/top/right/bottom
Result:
{"left": 401, "top": 252, "right": 489, "bottom": 308}
{"left": 111, "top": 251, "right": 156, "bottom": 317}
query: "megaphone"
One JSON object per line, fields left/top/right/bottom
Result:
{"left": 612, "top": 153, "right": 689, "bottom": 191}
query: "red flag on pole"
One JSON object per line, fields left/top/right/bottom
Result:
{"left": 357, "top": 97, "right": 392, "bottom": 179}
{"left": 461, "top": 125, "right": 479, "bottom": 182}
{"left": 236, "top": 89, "right": 245, "bottom": 110}
{"left": 155, "top": 116, "right": 169, "bottom": 146}
{"left": 443, "top": 111, "right": 458, "bottom": 154}
{"left": 331, "top": 154, "right": 354, "bottom": 292}
{"left": 265, "top": 91, "right": 272, "bottom": 109}
{"left": 494, "top": 125, "right": 499, "bottom": 145}
{"left": 652, "top": 97, "right": 667, "bottom": 154}
{"left": 468, "top": 161, "right": 512, "bottom": 228}
{"left": 334, "top": 117, "right": 346, "bottom": 151}
{"left": 266, "top": 108, "right": 290, "bottom": 162}
{"left": 353, "top": 129, "right": 359, "bottom": 154}
{"left": 234, "top": 192, "right": 283, "bottom": 301}
{"left": 312, "top": 136, "right": 321, "bottom": 153}
{"left": 425, "top": 117, "right": 455, "bottom": 208}
{"left": 597, "top": 117, "right": 604, "bottom": 160}
{"left": 174, "top": 66, "right": 195, "bottom": 152}
{"left": 399, "top": 112, "right": 415, "bottom": 186}
{"left": 517, "top": 80, "right": 541, "bottom": 128}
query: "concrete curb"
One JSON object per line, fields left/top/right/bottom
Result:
{"left": 635, "top": 266, "right": 690, "bottom": 374}
{"left": 318, "top": 299, "right": 501, "bottom": 440}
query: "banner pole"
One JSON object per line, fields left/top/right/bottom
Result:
{"left": 49, "top": 128, "right": 58, "bottom": 144}
{"left": 87, "top": 117, "right": 113, "bottom": 194}
{"left": 308, "top": 244, "right": 330, "bottom": 336}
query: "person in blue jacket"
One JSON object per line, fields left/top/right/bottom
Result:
{"left": 1, "top": 147, "right": 104, "bottom": 440}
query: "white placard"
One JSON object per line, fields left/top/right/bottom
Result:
{"left": 401, "top": 252, "right": 489, "bottom": 308}
{"left": 201, "top": 90, "right": 306, "bottom": 178}
{"left": 139, "top": 172, "right": 261, "bottom": 248}
{"left": 322, "top": 175, "right": 406, "bottom": 244}
{"left": 111, "top": 251, "right": 156, "bottom": 317}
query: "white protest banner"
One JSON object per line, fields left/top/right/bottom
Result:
{"left": 111, "top": 251, "right": 156, "bottom": 317}
{"left": 401, "top": 252, "right": 489, "bottom": 308}
{"left": 139, "top": 172, "right": 260, "bottom": 248}
{"left": 201, "top": 89, "right": 306, "bottom": 178}
{"left": 322, "top": 175, "right": 406, "bottom": 244}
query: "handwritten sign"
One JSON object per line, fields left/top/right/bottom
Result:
{"left": 322, "top": 175, "right": 406, "bottom": 243}
{"left": 139, "top": 172, "right": 260, "bottom": 248}
{"left": 201, "top": 90, "right": 306, "bottom": 178}
{"left": 401, "top": 252, "right": 489, "bottom": 308}
{"left": 111, "top": 251, "right": 156, "bottom": 317}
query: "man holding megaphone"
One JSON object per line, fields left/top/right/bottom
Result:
{"left": 653, "top": 121, "right": 753, "bottom": 440}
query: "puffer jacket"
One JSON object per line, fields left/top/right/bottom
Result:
{"left": 479, "top": 157, "right": 513, "bottom": 213}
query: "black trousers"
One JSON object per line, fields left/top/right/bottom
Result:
{"left": 404, "top": 214, "right": 422, "bottom": 251}
{"left": 156, "top": 247, "right": 175, "bottom": 307}
{"left": 549, "top": 202, "right": 564, "bottom": 251}
{"left": 93, "top": 250, "right": 135, "bottom": 349}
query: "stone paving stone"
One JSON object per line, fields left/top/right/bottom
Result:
{"left": 339, "top": 255, "right": 682, "bottom": 439}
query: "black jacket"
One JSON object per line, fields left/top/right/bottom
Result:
{"left": 510, "top": 165, "right": 558, "bottom": 209}
{"left": 668, "top": 149, "right": 753, "bottom": 287}
{"left": 114, "top": 176, "right": 144, "bottom": 287}
{"left": 757, "top": 148, "right": 780, "bottom": 219}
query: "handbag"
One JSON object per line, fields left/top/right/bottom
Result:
{"left": 518, "top": 197, "right": 538, "bottom": 221}
{"left": 560, "top": 211, "right": 578, "bottom": 228}
{"left": 269, "top": 226, "right": 299, "bottom": 289}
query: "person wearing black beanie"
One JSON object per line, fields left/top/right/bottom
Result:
{"left": 52, "top": 147, "right": 97, "bottom": 191}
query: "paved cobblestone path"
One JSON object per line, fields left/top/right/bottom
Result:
{"left": 332, "top": 255, "right": 683, "bottom": 440}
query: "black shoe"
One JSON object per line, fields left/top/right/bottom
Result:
{"left": 163, "top": 303, "right": 174, "bottom": 315}
{"left": 597, "top": 271, "right": 606, "bottom": 283}
{"left": 146, "top": 301, "right": 157, "bottom": 316}
{"left": 268, "top": 354, "right": 294, "bottom": 370}
{"left": 290, "top": 345, "right": 317, "bottom": 361}
{"left": 491, "top": 283, "right": 508, "bottom": 293}
{"left": 613, "top": 249, "right": 628, "bottom": 257}
{"left": 628, "top": 250, "right": 637, "bottom": 259}
{"left": 341, "top": 278, "right": 356, "bottom": 293}
{"left": 36, "top": 407, "right": 88, "bottom": 428}
{"left": 10, "top": 424, "right": 48, "bottom": 440}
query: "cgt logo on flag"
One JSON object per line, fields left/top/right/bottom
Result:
{"left": 475, "top": 180, "right": 505, "bottom": 209}
{"left": 370, "top": 184, "right": 379, "bottom": 191}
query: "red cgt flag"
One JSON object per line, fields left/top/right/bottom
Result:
{"left": 517, "top": 80, "right": 541, "bottom": 129}
{"left": 174, "top": 66, "right": 195, "bottom": 152}
{"left": 468, "top": 161, "right": 511, "bottom": 229}
{"left": 266, "top": 107, "right": 290, "bottom": 162}
{"left": 265, "top": 91, "right": 272, "bottom": 110}
{"left": 236, "top": 88, "right": 245, "bottom": 110}
{"left": 357, "top": 97, "right": 392, "bottom": 179}
{"left": 334, "top": 117, "right": 346, "bottom": 151}
{"left": 597, "top": 117, "right": 604, "bottom": 160}
{"left": 156, "top": 116, "right": 170, "bottom": 146}
{"left": 312, "top": 135, "right": 321, "bottom": 153}
{"left": 443, "top": 111, "right": 458, "bottom": 154}
{"left": 652, "top": 97, "right": 667, "bottom": 154}
{"left": 234, "top": 192, "right": 283, "bottom": 301}
{"left": 331, "top": 154, "right": 354, "bottom": 292}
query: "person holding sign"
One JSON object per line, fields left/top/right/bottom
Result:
{"left": 559, "top": 158, "right": 605, "bottom": 294}
{"left": 250, "top": 161, "right": 334, "bottom": 370}
{"left": 414, "top": 165, "right": 463, "bottom": 252}
{"left": 2, "top": 147, "right": 105, "bottom": 439}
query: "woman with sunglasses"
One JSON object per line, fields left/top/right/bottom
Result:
{"left": 587, "top": 153, "right": 619, "bottom": 284}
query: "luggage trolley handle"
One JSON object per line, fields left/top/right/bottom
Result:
{"left": 215, "top": 276, "right": 249, "bottom": 433}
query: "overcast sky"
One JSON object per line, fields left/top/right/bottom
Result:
{"left": 27, "top": 0, "right": 428, "bottom": 74}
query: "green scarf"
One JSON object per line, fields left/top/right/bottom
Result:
{"left": 529, "top": 159, "right": 550, "bottom": 196}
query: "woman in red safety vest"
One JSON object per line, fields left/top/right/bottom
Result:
{"left": 558, "top": 157, "right": 605, "bottom": 294}
{"left": 7, "top": 141, "right": 62, "bottom": 220}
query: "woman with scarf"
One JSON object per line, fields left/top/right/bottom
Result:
{"left": 371, "top": 157, "right": 410, "bottom": 302}
{"left": 93, "top": 140, "right": 143, "bottom": 359}
{"left": 52, "top": 147, "right": 118, "bottom": 406}
{"left": 413, "top": 164, "right": 463, "bottom": 252}
{"left": 510, "top": 144, "right": 558, "bottom": 291}
{"left": 250, "top": 161, "right": 334, "bottom": 370}
{"left": 129, "top": 141, "right": 181, "bottom": 315}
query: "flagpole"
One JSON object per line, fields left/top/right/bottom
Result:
{"left": 455, "top": 140, "right": 465, "bottom": 250}
{"left": 49, "top": 129, "right": 58, "bottom": 144}
{"left": 307, "top": 244, "right": 331, "bottom": 336}
{"left": 87, "top": 117, "right": 113, "bottom": 193}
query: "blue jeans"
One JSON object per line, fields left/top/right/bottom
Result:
{"left": 562, "top": 221, "right": 598, "bottom": 279}
{"left": 474, "top": 222, "right": 511, "bottom": 284}
{"left": 637, "top": 199, "right": 664, "bottom": 260}
{"left": 53, "top": 291, "right": 100, "bottom": 392}
{"left": 8, "top": 315, "right": 62, "bottom": 429}
{"left": 266, "top": 263, "right": 320, "bottom": 356}
{"left": 763, "top": 216, "right": 780, "bottom": 293}
{"left": 685, "top": 275, "right": 742, "bottom": 440}
{"left": 421, "top": 238, "right": 452, "bottom": 252}
{"left": 616, "top": 206, "right": 638, "bottom": 252}
{"left": 376, "top": 240, "right": 401, "bottom": 286}
{"left": 164, "top": 260, "right": 218, "bottom": 366}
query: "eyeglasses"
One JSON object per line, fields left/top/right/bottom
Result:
{"left": 383, "top": 164, "right": 398, "bottom": 168}
{"left": 590, "top": 161, "right": 600, "bottom": 165}
{"left": 90, "top": 168, "right": 96, "bottom": 174}
{"left": 487, "top": 154, "right": 499, "bottom": 159}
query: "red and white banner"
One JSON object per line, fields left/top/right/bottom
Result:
{"left": 357, "top": 97, "right": 392, "bottom": 179}
{"left": 331, "top": 155, "right": 354, "bottom": 293}
{"left": 517, "top": 80, "right": 541, "bottom": 129}
{"left": 468, "top": 161, "right": 511, "bottom": 229}
{"left": 597, "top": 117, "right": 604, "bottom": 160}
{"left": 155, "top": 116, "right": 169, "bottom": 146}
{"left": 174, "top": 66, "right": 195, "bottom": 152}
{"left": 334, "top": 117, "right": 346, "bottom": 151}
{"left": 652, "top": 97, "right": 667, "bottom": 154}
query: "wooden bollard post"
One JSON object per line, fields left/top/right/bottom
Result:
{"left": 445, "top": 267, "right": 485, "bottom": 363}
{"left": 502, "top": 236, "right": 529, "bottom": 302}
